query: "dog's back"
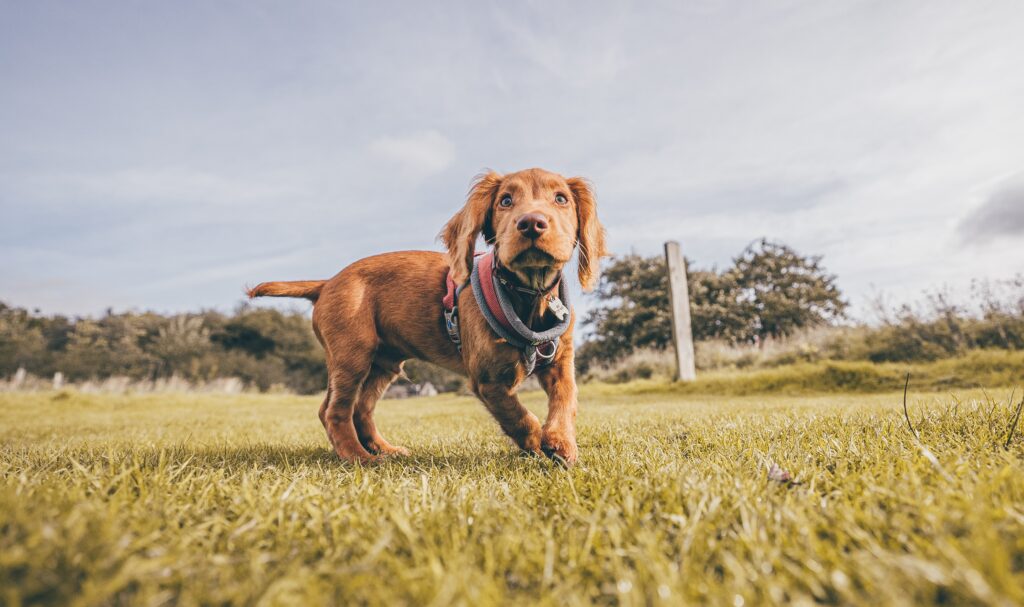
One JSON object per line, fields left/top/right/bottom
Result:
{"left": 250, "top": 250, "right": 462, "bottom": 371}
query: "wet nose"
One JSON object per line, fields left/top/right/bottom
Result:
{"left": 516, "top": 213, "right": 549, "bottom": 239}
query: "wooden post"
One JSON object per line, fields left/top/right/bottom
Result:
{"left": 664, "top": 241, "right": 697, "bottom": 382}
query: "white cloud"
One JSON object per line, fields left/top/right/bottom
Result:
{"left": 368, "top": 130, "right": 455, "bottom": 179}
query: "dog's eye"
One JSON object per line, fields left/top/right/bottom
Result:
{"left": 499, "top": 195, "right": 513, "bottom": 208}
{"left": 554, "top": 193, "right": 568, "bottom": 205}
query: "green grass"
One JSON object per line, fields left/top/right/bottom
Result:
{"left": 2, "top": 383, "right": 1024, "bottom": 606}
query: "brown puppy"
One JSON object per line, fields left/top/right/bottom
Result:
{"left": 248, "top": 168, "right": 607, "bottom": 464}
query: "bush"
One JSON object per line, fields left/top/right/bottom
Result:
{"left": 581, "top": 240, "right": 847, "bottom": 367}
{"left": 0, "top": 303, "right": 327, "bottom": 394}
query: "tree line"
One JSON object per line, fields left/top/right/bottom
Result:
{"left": 0, "top": 304, "right": 327, "bottom": 393}
{"left": 3, "top": 239, "right": 1020, "bottom": 393}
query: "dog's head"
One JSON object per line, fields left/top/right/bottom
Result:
{"left": 441, "top": 168, "right": 608, "bottom": 290}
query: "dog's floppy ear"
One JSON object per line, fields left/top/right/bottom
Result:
{"left": 568, "top": 177, "right": 608, "bottom": 291}
{"left": 441, "top": 171, "right": 502, "bottom": 283}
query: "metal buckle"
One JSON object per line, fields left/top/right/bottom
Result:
{"left": 535, "top": 340, "right": 557, "bottom": 359}
{"left": 444, "top": 307, "right": 461, "bottom": 346}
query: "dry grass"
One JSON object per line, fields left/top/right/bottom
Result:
{"left": 693, "top": 327, "right": 845, "bottom": 370}
{"left": 585, "top": 349, "right": 1024, "bottom": 396}
{"left": 0, "top": 373, "right": 252, "bottom": 395}
{"left": 2, "top": 380, "right": 1024, "bottom": 605}
{"left": 583, "top": 329, "right": 854, "bottom": 383}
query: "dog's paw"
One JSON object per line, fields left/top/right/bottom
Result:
{"left": 335, "top": 450, "right": 379, "bottom": 465}
{"left": 377, "top": 444, "right": 411, "bottom": 457}
{"left": 328, "top": 432, "right": 380, "bottom": 463}
{"left": 541, "top": 431, "right": 578, "bottom": 467}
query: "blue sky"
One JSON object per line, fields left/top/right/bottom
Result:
{"left": 2, "top": 1, "right": 1023, "bottom": 318}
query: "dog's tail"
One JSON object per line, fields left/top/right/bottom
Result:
{"left": 246, "top": 280, "right": 326, "bottom": 302}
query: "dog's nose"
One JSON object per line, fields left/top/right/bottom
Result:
{"left": 516, "top": 213, "right": 549, "bottom": 239}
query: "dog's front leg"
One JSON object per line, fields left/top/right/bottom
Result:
{"left": 535, "top": 354, "right": 579, "bottom": 465}
{"left": 475, "top": 382, "right": 544, "bottom": 456}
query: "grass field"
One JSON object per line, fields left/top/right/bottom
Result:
{"left": 2, "top": 383, "right": 1024, "bottom": 606}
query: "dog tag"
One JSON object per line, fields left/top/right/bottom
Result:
{"left": 548, "top": 295, "right": 569, "bottom": 320}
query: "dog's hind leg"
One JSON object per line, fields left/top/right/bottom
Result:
{"left": 313, "top": 297, "right": 382, "bottom": 462}
{"left": 353, "top": 360, "right": 409, "bottom": 456}
{"left": 322, "top": 359, "right": 377, "bottom": 463}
